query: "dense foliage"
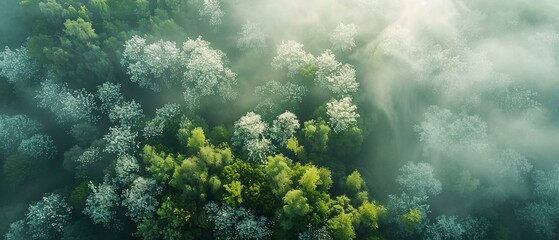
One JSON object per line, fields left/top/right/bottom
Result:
{"left": 1, "top": 0, "right": 558, "bottom": 239}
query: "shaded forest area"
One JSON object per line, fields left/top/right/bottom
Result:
{"left": 1, "top": 0, "right": 559, "bottom": 239}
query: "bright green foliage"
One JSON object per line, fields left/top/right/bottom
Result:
{"left": 281, "top": 189, "right": 311, "bottom": 229}
{"left": 224, "top": 180, "right": 244, "bottom": 205}
{"left": 357, "top": 201, "right": 386, "bottom": 230}
{"left": 199, "top": 145, "right": 234, "bottom": 171}
{"left": 401, "top": 208, "right": 423, "bottom": 232}
{"left": 300, "top": 63, "right": 318, "bottom": 80}
{"left": 170, "top": 156, "right": 209, "bottom": 202}
{"left": 142, "top": 145, "right": 180, "bottom": 184}
{"left": 286, "top": 136, "right": 305, "bottom": 158}
{"left": 345, "top": 171, "right": 365, "bottom": 195}
{"left": 170, "top": 144, "right": 233, "bottom": 203}
{"left": 326, "top": 212, "right": 355, "bottom": 240}
{"left": 221, "top": 159, "right": 266, "bottom": 209}
{"left": 299, "top": 166, "right": 321, "bottom": 192}
{"left": 63, "top": 18, "right": 97, "bottom": 42}
{"left": 188, "top": 127, "right": 207, "bottom": 152}
{"left": 264, "top": 154, "right": 294, "bottom": 197}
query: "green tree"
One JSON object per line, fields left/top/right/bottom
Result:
{"left": 137, "top": 197, "right": 191, "bottom": 240}
{"left": 3, "top": 154, "right": 37, "bottom": 187}
{"left": 281, "top": 189, "right": 310, "bottom": 229}
{"left": 188, "top": 127, "right": 207, "bottom": 152}
{"left": 142, "top": 145, "right": 180, "bottom": 184}
{"left": 264, "top": 154, "right": 294, "bottom": 197}
{"left": 327, "top": 212, "right": 355, "bottom": 240}
{"left": 302, "top": 119, "right": 330, "bottom": 156}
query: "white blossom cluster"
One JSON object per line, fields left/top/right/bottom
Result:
{"left": 0, "top": 45, "right": 40, "bottom": 83}
{"left": 108, "top": 100, "right": 144, "bottom": 128}
{"left": 414, "top": 106, "right": 489, "bottom": 156}
{"left": 315, "top": 50, "right": 359, "bottom": 97}
{"left": 0, "top": 114, "right": 42, "bottom": 152}
{"left": 97, "top": 82, "right": 125, "bottom": 113}
{"left": 143, "top": 103, "right": 182, "bottom": 138}
{"left": 103, "top": 126, "right": 138, "bottom": 156}
{"left": 396, "top": 162, "right": 442, "bottom": 198}
{"left": 121, "top": 36, "right": 181, "bottom": 92}
{"left": 4, "top": 220, "right": 26, "bottom": 240}
{"left": 330, "top": 23, "right": 357, "bottom": 52}
{"left": 83, "top": 181, "right": 119, "bottom": 227}
{"left": 237, "top": 21, "right": 268, "bottom": 52}
{"left": 205, "top": 202, "right": 272, "bottom": 240}
{"left": 271, "top": 40, "right": 314, "bottom": 77}
{"left": 198, "top": 0, "right": 224, "bottom": 29}
{"left": 270, "top": 111, "right": 300, "bottom": 146}
{"left": 254, "top": 80, "right": 307, "bottom": 116}
{"left": 17, "top": 134, "right": 57, "bottom": 160}
{"left": 494, "top": 148, "right": 533, "bottom": 183}
{"left": 326, "top": 97, "right": 360, "bottom": 133}
{"left": 114, "top": 154, "right": 140, "bottom": 185}
{"left": 122, "top": 36, "right": 237, "bottom": 110}
{"left": 233, "top": 111, "right": 300, "bottom": 163}
{"left": 182, "top": 37, "right": 237, "bottom": 109}
{"left": 232, "top": 112, "right": 272, "bottom": 163}
{"left": 76, "top": 147, "right": 101, "bottom": 173}
{"left": 121, "top": 177, "right": 162, "bottom": 222}
{"left": 26, "top": 193, "right": 71, "bottom": 240}
{"left": 36, "top": 79, "right": 98, "bottom": 125}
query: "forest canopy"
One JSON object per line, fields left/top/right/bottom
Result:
{"left": 1, "top": 0, "right": 559, "bottom": 239}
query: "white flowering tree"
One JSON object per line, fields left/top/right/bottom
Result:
{"left": 396, "top": 162, "right": 442, "bottom": 198}
{"left": 76, "top": 147, "right": 101, "bottom": 173}
{"left": 237, "top": 21, "right": 268, "bottom": 52}
{"left": 254, "top": 80, "right": 307, "bottom": 116}
{"left": 423, "top": 215, "right": 465, "bottom": 240}
{"left": 326, "top": 97, "right": 360, "bottom": 133}
{"left": 232, "top": 112, "right": 275, "bottom": 163}
{"left": 182, "top": 37, "right": 237, "bottom": 109}
{"left": 83, "top": 181, "right": 119, "bottom": 228}
{"left": 271, "top": 40, "right": 314, "bottom": 77}
{"left": 25, "top": 193, "right": 71, "bottom": 240}
{"left": 17, "top": 134, "right": 57, "bottom": 160}
{"left": 0, "top": 114, "right": 42, "bottom": 153}
{"left": 493, "top": 148, "right": 533, "bottom": 183}
{"left": 121, "top": 36, "right": 181, "bottom": 92}
{"left": 109, "top": 100, "right": 145, "bottom": 129}
{"left": 103, "top": 126, "right": 138, "bottom": 156}
{"left": 114, "top": 154, "right": 140, "bottom": 185}
{"left": 96, "top": 82, "right": 125, "bottom": 114}
{"left": 387, "top": 162, "right": 442, "bottom": 234}
{"left": 121, "top": 177, "right": 162, "bottom": 222}
{"left": 270, "top": 111, "right": 300, "bottom": 146}
{"left": 198, "top": 0, "right": 224, "bottom": 29}
{"left": 315, "top": 50, "right": 359, "bottom": 97}
{"left": 143, "top": 103, "right": 182, "bottom": 138}
{"left": 122, "top": 36, "right": 237, "bottom": 110}
{"left": 36, "top": 79, "right": 98, "bottom": 125}
{"left": 4, "top": 220, "right": 27, "bottom": 240}
{"left": 413, "top": 106, "right": 489, "bottom": 155}
{"left": 0, "top": 45, "right": 40, "bottom": 83}
{"left": 205, "top": 202, "right": 272, "bottom": 240}
{"left": 330, "top": 23, "right": 357, "bottom": 51}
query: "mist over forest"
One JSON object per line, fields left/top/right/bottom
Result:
{"left": 1, "top": 0, "right": 559, "bottom": 239}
